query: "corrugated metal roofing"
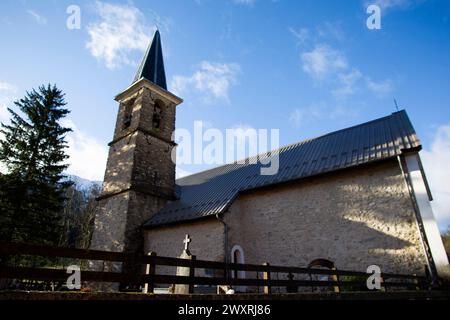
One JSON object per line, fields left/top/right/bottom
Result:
{"left": 144, "top": 110, "right": 420, "bottom": 228}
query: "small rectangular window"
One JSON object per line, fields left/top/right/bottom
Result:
{"left": 122, "top": 100, "right": 134, "bottom": 129}
{"left": 152, "top": 104, "right": 162, "bottom": 129}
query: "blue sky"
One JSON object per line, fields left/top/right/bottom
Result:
{"left": 0, "top": 0, "right": 449, "bottom": 229}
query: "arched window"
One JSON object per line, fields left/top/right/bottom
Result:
{"left": 122, "top": 99, "right": 134, "bottom": 130}
{"left": 233, "top": 250, "right": 241, "bottom": 279}
{"left": 230, "top": 245, "right": 245, "bottom": 279}
{"left": 230, "top": 245, "right": 246, "bottom": 292}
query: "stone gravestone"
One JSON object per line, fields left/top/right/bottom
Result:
{"left": 174, "top": 234, "right": 195, "bottom": 294}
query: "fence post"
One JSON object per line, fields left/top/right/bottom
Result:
{"left": 142, "top": 252, "right": 156, "bottom": 294}
{"left": 189, "top": 256, "right": 196, "bottom": 294}
{"left": 263, "top": 262, "right": 271, "bottom": 294}
{"left": 412, "top": 274, "right": 420, "bottom": 291}
{"left": 380, "top": 276, "right": 386, "bottom": 292}
{"left": 331, "top": 267, "right": 340, "bottom": 293}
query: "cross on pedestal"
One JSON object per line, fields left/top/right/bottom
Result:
{"left": 183, "top": 234, "right": 191, "bottom": 252}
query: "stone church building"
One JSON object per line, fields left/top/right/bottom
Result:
{"left": 90, "top": 31, "right": 450, "bottom": 284}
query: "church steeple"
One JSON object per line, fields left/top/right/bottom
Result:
{"left": 133, "top": 29, "right": 167, "bottom": 90}
{"left": 90, "top": 27, "right": 182, "bottom": 271}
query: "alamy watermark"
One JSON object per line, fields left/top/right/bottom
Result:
{"left": 66, "top": 265, "right": 81, "bottom": 290}
{"left": 366, "top": 265, "right": 382, "bottom": 290}
{"left": 64, "top": 4, "right": 381, "bottom": 31}
{"left": 172, "top": 121, "right": 280, "bottom": 176}
{"left": 66, "top": 5, "right": 81, "bottom": 30}
{"left": 367, "top": 4, "right": 382, "bottom": 30}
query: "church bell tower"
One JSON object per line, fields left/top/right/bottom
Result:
{"left": 90, "top": 30, "right": 182, "bottom": 256}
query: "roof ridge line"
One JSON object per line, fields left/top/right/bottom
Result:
{"left": 176, "top": 110, "right": 407, "bottom": 182}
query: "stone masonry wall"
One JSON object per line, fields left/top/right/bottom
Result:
{"left": 101, "top": 133, "right": 136, "bottom": 194}
{"left": 224, "top": 159, "right": 428, "bottom": 277}
{"left": 132, "top": 132, "right": 175, "bottom": 197}
{"left": 89, "top": 190, "right": 168, "bottom": 291}
{"left": 91, "top": 191, "right": 167, "bottom": 253}
{"left": 144, "top": 218, "right": 225, "bottom": 277}
{"left": 91, "top": 193, "right": 129, "bottom": 253}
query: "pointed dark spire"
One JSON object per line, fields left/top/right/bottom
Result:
{"left": 133, "top": 29, "right": 167, "bottom": 90}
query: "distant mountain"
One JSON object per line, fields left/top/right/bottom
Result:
{"left": 65, "top": 174, "right": 102, "bottom": 194}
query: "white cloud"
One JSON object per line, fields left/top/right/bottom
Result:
{"left": 297, "top": 39, "right": 394, "bottom": 99}
{"left": 0, "top": 81, "right": 18, "bottom": 123}
{"left": 421, "top": 125, "right": 450, "bottom": 230}
{"left": 0, "top": 82, "right": 17, "bottom": 173}
{"left": 291, "top": 22, "right": 397, "bottom": 100}
{"left": 301, "top": 44, "right": 348, "bottom": 81}
{"left": 289, "top": 103, "right": 342, "bottom": 129}
{"left": 300, "top": 43, "right": 363, "bottom": 98}
{"left": 27, "top": 10, "right": 47, "bottom": 25}
{"left": 0, "top": 82, "right": 17, "bottom": 92}
{"left": 373, "top": 0, "right": 408, "bottom": 9}
{"left": 289, "top": 108, "right": 305, "bottom": 128}
{"left": 366, "top": 0, "right": 424, "bottom": 10}
{"left": 63, "top": 120, "right": 108, "bottom": 181}
{"left": 289, "top": 108, "right": 322, "bottom": 129}
{"left": 317, "top": 21, "right": 344, "bottom": 42}
{"left": 232, "top": 0, "right": 257, "bottom": 5}
{"left": 171, "top": 61, "right": 241, "bottom": 103}
{"left": 332, "top": 69, "right": 363, "bottom": 98}
{"left": 86, "top": 1, "right": 153, "bottom": 69}
{"left": 289, "top": 102, "right": 362, "bottom": 129}
{"left": 288, "top": 27, "right": 309, "bottom": 46}
{"left": 366, "top": 78, "right": 394, "bottom": 97}
{"left": 290, "top": 21, "right": 344, "bottom": 50}
{"left": 0, "top": 105, "right": 9, "bottom": 123}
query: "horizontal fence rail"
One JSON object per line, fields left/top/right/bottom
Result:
{"left": 0, "top": 241, "right": 432, "bottom": 293}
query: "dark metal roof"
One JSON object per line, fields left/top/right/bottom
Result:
{"left": 144, "top": 110, "right": 421, "bottom": 228}
{"left": 133, "top": 30, "right": 167, "bottom": 90}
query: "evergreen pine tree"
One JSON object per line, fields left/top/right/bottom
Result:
{"left": 0, "top": 84, "right": 72, "bottom": 245}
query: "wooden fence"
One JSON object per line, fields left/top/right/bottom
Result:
{"left": 0, "top": 241, "right": 431, "bottom": 293}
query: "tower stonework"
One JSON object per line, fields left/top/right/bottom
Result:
{"left": 90, "top": 31, "right": 182, "bottom": 258}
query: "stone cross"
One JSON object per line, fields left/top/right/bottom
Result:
{"left": 174, "top": 234, "right": 194, "bottom": 294}
{"left": 183, "top": 234, "right": 191, "bottom": 252}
